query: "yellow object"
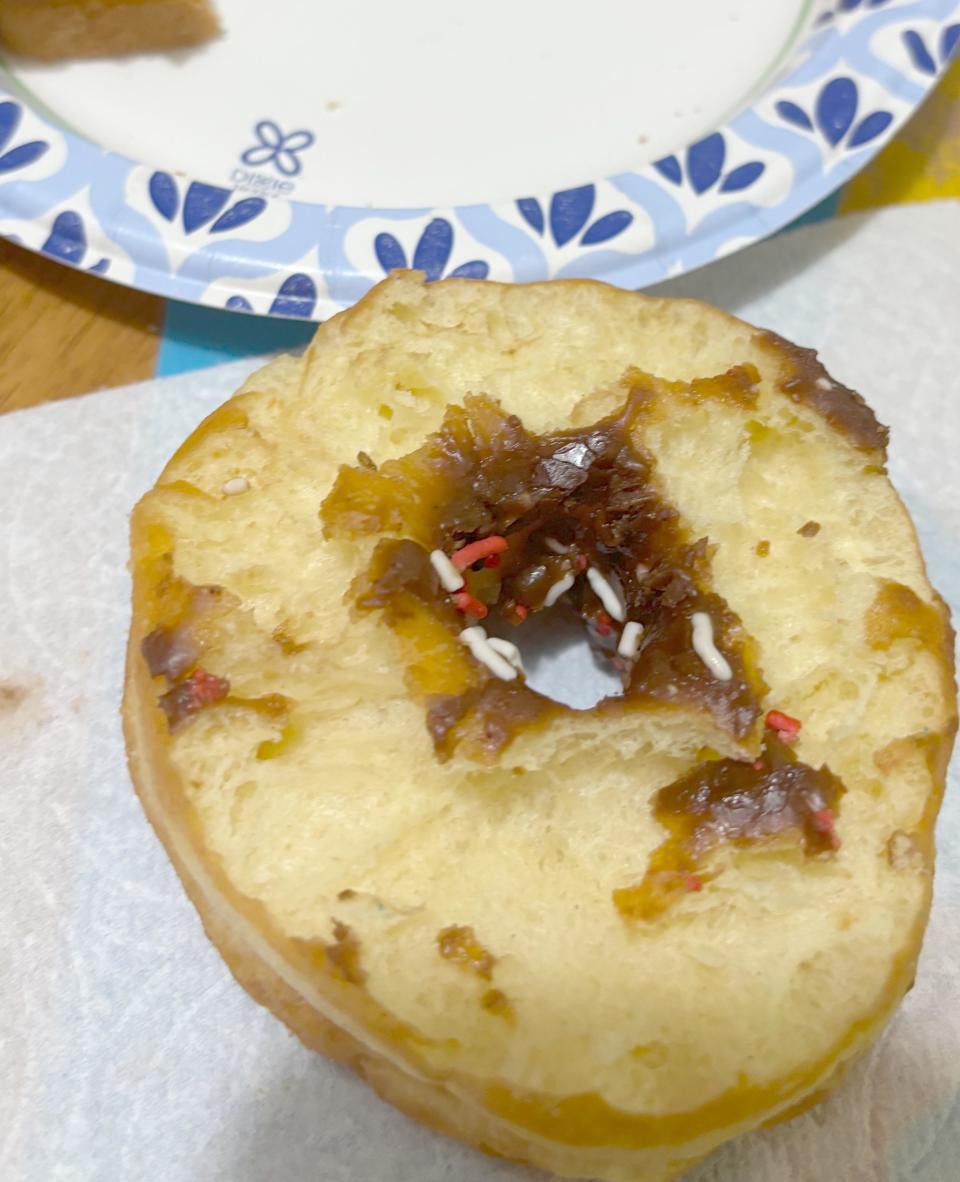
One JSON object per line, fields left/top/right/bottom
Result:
{"left": 841, "top": 56, "right": 960, "bottom": 212}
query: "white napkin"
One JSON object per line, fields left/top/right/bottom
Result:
{"left": 1, "top": 202, "right": 958, "bottom": 1182}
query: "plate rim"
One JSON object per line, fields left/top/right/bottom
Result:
{"left": 0, "top": 0, "right": 957, "bottom": 320}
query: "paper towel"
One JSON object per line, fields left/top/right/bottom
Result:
{"left": 1, "top": 202, "right": 958, "bottom": 1182}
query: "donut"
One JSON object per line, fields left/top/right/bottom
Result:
{"left": 123, "top": 273, "right": 956, "bottom": 1181}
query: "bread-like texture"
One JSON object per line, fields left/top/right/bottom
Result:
{"left": 0, "top": 0, "right": 219, "bottom": 60}
{"left": 124, "top": 273, "right": 956, "bottom": 1182}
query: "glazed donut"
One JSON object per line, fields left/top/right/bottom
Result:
{"left": 123, "top": 273, "right": 956, "bottom": 1182}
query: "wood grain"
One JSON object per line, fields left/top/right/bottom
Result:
{"left": 0, "top": 238, "right": 162, "bottom": 415}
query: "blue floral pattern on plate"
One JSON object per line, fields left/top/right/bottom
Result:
{"left": 226, "top": 272, "right": 319, "bottom": 318}
{"left": 0, "top": 0, "right": 957, "bottom": 319}
{"left": 41, "top": 210, "right": 109, "bottom": 274}
{"left": 653, "top": 133, "right": 767, "bottom": 194}
{"left": 0, "top": 100, "right": 48, "bottom": 175}
{"left": 374, "top": 218, "right": 490, "bottom": 280}
{"left": 516, "top": 185, "right": 635, "bottom": 246}
{"left": 148, "top": 173, "right": 268, "bottom": 235}
{"left": 776, "top": 77, "right": 894, "bottom": 148}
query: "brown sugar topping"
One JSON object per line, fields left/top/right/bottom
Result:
{"left": 437, "top": 925, "right": 497, "bottom": 980}
{"left": 614, "top": 735, "right": 844, "bottom": 922}
{"left": 321, "top": 370, "right": 768, "bottom": 760}
{"left": 758, "top": 332, "right": 889, "bottom": 456}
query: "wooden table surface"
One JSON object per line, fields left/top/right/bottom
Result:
{"left": 1, "top": 55, "right": 958, "bottom": 418}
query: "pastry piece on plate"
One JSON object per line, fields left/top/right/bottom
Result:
{"left": 0, "top": 0, "right": 220, "bottom": 60}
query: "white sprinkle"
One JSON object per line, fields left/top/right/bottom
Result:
{"left": 544, "top": 536, "right": 569, "bottom": 555}
{"left": 430, "top": 549, "right": 465, "bottom": 593}
{"left": 459, "top": 626, "right": 517, "bottom": 681}
{"left": 815, "top": 376, "right": 834, "bottom": 391}
{"left": 221, "top": 476, "right": 250, "bottom": 496}
{"left": 617, "top": 620, "right": 644, "bottom": 659}
{"left": 543, "top": 571, "right": 576, "bottom": 607}
{"left": 487, "top": 636, "right": 524, "bottom": 672}
{"left": 586, "top": 567, "right": 625, "bottom": 622}
{"left": 691, "top": 612, "right": 733, "bottom": 681}
{"left": 635, "top": 563, "right": 649, "bottom": 581}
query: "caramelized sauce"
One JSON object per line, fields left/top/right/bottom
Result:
{"left": 141, "top": 571, "right": 290, "bottom": 730}
{"left": 481, "top": 988, "right": 515, "bottom": 1021}
{"left": 437, "top": 924, "right": 497, "bottom": 980}
{"left": 614, "top": 737, "right": 844, "bottom": 921}
{"left": 321, "top": 372, "right": 766, "bottom": 758}
{"left": 866, "top": 580, "right": 945, "bottom": 651}
{"left": 141, "top": 576, "right": 232, "bottom": 728}
{"left": 758, "top": 332, "right": 889, "bottom": 456}
{"left": 321, "top": 920, "right": 367, "bottom": 985}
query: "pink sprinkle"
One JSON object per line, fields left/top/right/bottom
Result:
{"left": 452, "top": 535, "right": 508, "bottom": 570}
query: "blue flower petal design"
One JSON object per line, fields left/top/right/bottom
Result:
{"left": 0, "top": 101, "right": 19, "bottom": 155}
{"left": 516, "top": 197, "right": 545, "bottom": 235}
{"left": 550, "top": 186, "right": 595, "bottom": 247}
{"left": 580, "top": 210, "right": 633, "bottom": 246}
{"left": 269, "top": 273, "right": 317, "bottom": 319}
{"left": 210, "top": 197, "right": 267, "bottom": 234}
{"left": 775, "top": 100, "right": 814, "bottom": 130}
{"left": 226, "top": 295, "right": 254, "bottom": 312}
{"left": 903, "top": 29, "right": 938, "bottom": 74}
{"left": 849, "top": 110, "right": 894, "bottom": 147}
{"left": 149, "top": 172, "right": 179, "bottom": 222}
{"left": 182, "top": 182, "right": 231, "bottom": 234}
{"left": 816, "top": 77, "right": 859, "bottom": 146}
{"left": 940, "top": 24, "right": 960, "bottom": 62}
{"left": 88, "top": 258, "right": 110, "bottom": 276}
{"left": 0, "top": 140, "right": 48, "bottom": 174}
{"left": 374, "top": 232, "right": 407, "bottom": 273}
{"left": 719, "top": 161, "right": 766, "bottom": 193}
{"left": 652, "top": 156, "right": 682, "bottom": 185}
{"left": 449, "top": 260, "right": 490, "bottom": 279}
{"left": 41, "top": 210, "right": 86, "bottom": 266}
{"left": 413, "top": 218, "right": 453, "bottom": 281}
{"left": 242, "top": 145, "right": 276, "bottom": 169}
{"left": 686, "top": 134, "right": 726, "bottom": 194}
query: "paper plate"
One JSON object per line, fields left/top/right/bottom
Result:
{"left": 0, "top": 0, "right": 957, "bottom": 320}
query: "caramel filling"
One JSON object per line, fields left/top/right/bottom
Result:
{"left": 321, "top": 372, "right": 767, "bottom": 759}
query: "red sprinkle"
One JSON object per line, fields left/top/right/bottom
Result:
{"left": 575, "top": 553, "right": 588, "bottom": 571}
{"left": 752, "top": 760, "right": 765, "bottom": 772}
{"left": 452, "top": 535, "right": 508, "bottom": 570}
{"left": 811, "top": 808, "right": 841, "bottom": 850}
{"left": 596, "top": 611, "right": 613, "bottom": 638}
{"left": 184, "top": 668, "right": 230, "bottom": 708}
{"left": 484, "top": 553, "right": 501, "bottom": 569}
{"left": 452, "top": 590, "right": 488, "bottom": 620}
{"left": 811, "top": 808, "right": 835, "bottom": 833}
{"left": 513, "top": 603, "right": 529, "bottom": 623}
{"left": 159, "top": 666, "right": 230, "bottom": 728}
{"left": 685, "top": 875, "right": 703, "bottom": 892}
{"left": 765, "top": 709, "right": 802, "bottom": 739}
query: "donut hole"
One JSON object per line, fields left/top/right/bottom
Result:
{"left": 486, "top": 605, "right": 622, "bottom": 711}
